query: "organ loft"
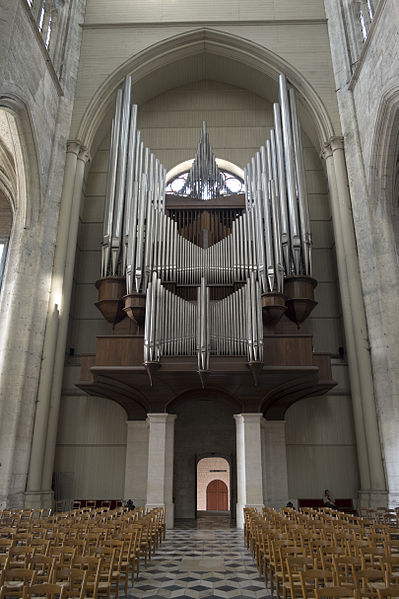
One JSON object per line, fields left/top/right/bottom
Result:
{"left": 77, "top": 75, "right": 336, "bottom": 524}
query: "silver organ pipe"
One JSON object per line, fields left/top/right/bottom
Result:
{"left": 289, "top": 86, "right": 312, "bottom": 275}
{"left": 101, "top": 89, "right": 122, "bottom": 278}
{"left": 102, "top": 73, "right": 312, "bottom": 366}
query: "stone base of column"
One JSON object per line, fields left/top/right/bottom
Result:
{"left": 358, "top": 489, "right": 388, "bottom": 509}
{"left": 236, "top": 503, "right": 264, "bottom": 528}
{"left": 146, "top": 502, "right": 174, "bottom": 529}
{"left": 24, "top": 489, "right": 53, "bottom": 509}
{"left": 24, "top": 490, "right": 44, "bottom": 509}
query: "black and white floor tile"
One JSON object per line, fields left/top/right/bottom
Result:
{"left": 124, "top": 514, "right": 272, "bottom": 599}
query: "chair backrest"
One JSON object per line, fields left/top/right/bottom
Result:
{"left": 22, "top": 583, "right": 68, "bottom": 599}
{"left": 299, "top": 569, "right": 335, "bottom": 599}
{"left": 377, "top": 585, "right": 399, "bottom": 599}
{"left": 314, "top": 585, "right": 357, "bottom": 599}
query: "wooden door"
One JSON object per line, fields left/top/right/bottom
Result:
{"left": 206, "top": 479, "right": 228, "bottom": 510}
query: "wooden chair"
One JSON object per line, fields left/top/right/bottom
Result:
{"left": 285, "top": 555, "right": 316, "bottom": 599}
{"left": 27, "top": 555, "right": 56, "bottom": 585}
{"left": 0, "top": 567, "right": 36, "bottom": 597}
{"left": 103, "top": 540, "right": 125, "bottom": 599}
{"left": 299, "top": 569, "right": 335, "bottom": 599}
{"left": 0, "top": 555, "right": 9, "bottom": 584}
{"left": 333, "top": 555, "right": 360, "bottom": 587}
{"left": 54, "top": 501, "right": 67, "bottom": 514}
{"left": 71, "top": 556, "right": 101, "bottom": 598}
{"left": 123, "top": 527, "right": 142, "bottom": 585}
{"left": 377, "top": 585, "right": 399, "bottom": 599}
{"left": 30, "top": 539, "right": 50, "bottom": 556}
{"left": 88, "top": 547, "right": 116, "bottom": 599}
{"left": 22, "top": 583, "right": 68, "bottom": 599}
{"left": 48, "top": 546, "right": 76, "bottom": 567}
{"left": 382, "top": 555, "right": 399, "bottom": 585}
{"left": 354, "top": 568, "right": 386, "bottom": 599}
{"left": 360, "top": 546, "right": 385, "bottom": 570}
{"left": 8, "top": 546, "right": 35, "bottom": 569}
{"left": 0, "top": 538, "right": 15, "bottom": 554}
{"left": 51, "top": 565, "right": 88, "bottom": 599}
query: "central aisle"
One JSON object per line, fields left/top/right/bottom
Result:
{"left": 125, "top": 515, "right": 271, "bottom": 598}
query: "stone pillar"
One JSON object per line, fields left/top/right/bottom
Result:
{"left": 124, "top": 421, "right": 149, "bottom": 507}
{"left": 40, "top": 145, "right": 90, "bottom": 506}
{"left": 321, "top": 138, "right": 387, "bottom": 507}
{"left": 262, "top": 421, "right": 289, "bottom": 509}
{"left": 234, "top": 413, "right": 264, "bottom": 528}
{"left": 25, "top": 141, "right": 81, "bottom": 508}
{"left": 146, "top": 414, "right": 176, "bottom": 529}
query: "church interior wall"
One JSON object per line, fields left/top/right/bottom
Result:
{"left": 54, "top": 395, "right": 127, "bottom": 503}
{"left": 70, "top": 0, "right": 341, "bottom": 140}
{"left": 285, "top": 395, "right": 359, "bottom": 501}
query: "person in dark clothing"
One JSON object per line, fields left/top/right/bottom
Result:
{"left": 323, "top": 489, "right": 338, "bottom": 509}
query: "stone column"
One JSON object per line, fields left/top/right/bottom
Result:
{"left": 234, "top": 413, "right": 264, "bottom": 528}
{"left": 25, "top": 141, "right": 81, "bottom": 508}
{"left": 262, "top": 421, "right": 289, "bottom": 509}
{"left": 124, "top": 421, "right": 149, "bottom": 507}
{"left": 40, "top": 145, "right": 90, "bottom": 505}
{"left": 146, "top": 414, "right": 176, "bottom": 529}
{"left": 321, "top": 138, "right": 387, "bottom": 507}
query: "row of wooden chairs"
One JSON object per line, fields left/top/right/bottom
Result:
{"left": 244, "top": 506, "right": 399, "bottom": 599}
{"left": 358, "top": 508, "right": 399, "bottom": 527}
{"left": 0, "top": 506, "right": 165, "bottom": 598}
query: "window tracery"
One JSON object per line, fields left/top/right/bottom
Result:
{"left": 166, "top": 169, "right": 244, "bottom": 198}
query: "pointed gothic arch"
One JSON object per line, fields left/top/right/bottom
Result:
{"left": 76, "top": 28, "right": 336, "bottom": 157}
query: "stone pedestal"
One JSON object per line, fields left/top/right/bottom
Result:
{"left": 146, "top": 414, "right": 176, "bottom": 528}
{"left": 124, "top": 421, "right": 149, "bottom": 507}
{"left": 234, "top": 413, "right": 264, "bottom": 528}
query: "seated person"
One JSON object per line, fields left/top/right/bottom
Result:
{"left": 323, "top": 489, "right": 338, "bottom": 509}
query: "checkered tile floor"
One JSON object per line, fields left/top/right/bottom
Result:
{"left": 124, "top": 515, "right": 272, "bottom": 598}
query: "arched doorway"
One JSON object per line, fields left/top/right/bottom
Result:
{"left": 197, "top": 456, "right": 230, "bottom": 512}
{"left": 206, "top": 480, "right": 228, "bottom": 511}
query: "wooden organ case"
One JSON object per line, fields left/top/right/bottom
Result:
{"left": 78, "top": 76, "right": 336, "bottom": 418}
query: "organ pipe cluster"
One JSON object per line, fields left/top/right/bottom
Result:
{"left": 144, "top": 272, "right": 263, "bottom": 370}
{"left": 100, "top": 74, "right": 313, "bottom": 370}
{"left": 181, "top": 121, "right": 227, "bottom": 200}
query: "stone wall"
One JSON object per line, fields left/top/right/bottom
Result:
{"left": 324, "top": 0, "right": 399, "bottom": 505}
{"left": 0, "top": 0, "right": 86, "bottom": 507}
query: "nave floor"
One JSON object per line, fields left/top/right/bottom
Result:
{"left": 124, "top": 514, "right": 271, "bottom": 599}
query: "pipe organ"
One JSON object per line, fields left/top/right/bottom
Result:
{"left": 80, "top": 73, "right": 335, "bottom": 416}
{"left": 96, "top": 73, "right": 316, "bottom": 378}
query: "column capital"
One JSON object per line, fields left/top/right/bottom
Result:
{"left": 78, "top": 146, "right": 91, "bottom": 164}
{"left": 320, "top": 142, "right": 333, "bottom": 161}
{"left": 329, "top": 135, "right": 345, "bottom": 152}
{"left": 146, "top": 413, "right": 177, "bottom": 424}
{"left": 66, "top": 140, "right": 81, "bottom": 156}
{"left": 234, "top": 413, "right": 264, "bottom": 423}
